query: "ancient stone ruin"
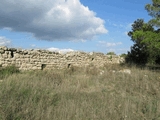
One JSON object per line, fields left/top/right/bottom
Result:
{"left": 0, "top": 46, "right": 124, "bottom": 70}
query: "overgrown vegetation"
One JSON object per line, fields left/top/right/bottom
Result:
{"left": 0, "top": 64, "right": 160, "bottom": 120}
{"left": 0, "top": 65, "right": 20, "bottom": 79}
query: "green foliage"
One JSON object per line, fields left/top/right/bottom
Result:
{"left": 145, "top": 0, "right": 160, "bottom": 27}
{"left": 0, "top": 65, "right": 20, "bottom": 79}
{"left": 126, "top": 19, "right": 151, "bottom": 65}
{"left": 107, "top": 52, "right": 116, "bottom": 55}
{"left": 133, "top": 30, "right": 160, "bottom": 64}
{"left": 120, "top": 53, "right": 127, "bottom": 58}
{"left": 145, "top": 0, "right": 160, "bottom": 63}
{"left": 126, "top": 16, "right": 160, "bottom": 65}
{"left": 126, "top": 43, "right": 148, "bottom": 65}
{"left": 128, "top": 19, "right": 154, "bottom": 42}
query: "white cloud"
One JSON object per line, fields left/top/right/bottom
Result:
{"left": 106, "top": 48, "right": 116, "bottom": 53}
{"left": 3, "top": 27, "right": 12, "bottom": 31}
{"left": 112, "top": 23, "right": 124, "bottom": 28}
{"left": 98, "top": 41, "right": 122, "bottom": 47}
{"left": 0, "top": 36, "right": 11, "bottom": 46}
{"left": 69, "top": 39, "right": 86, "bottom": 43}
{"left": 47, "top": 47, "right": 74, "bottom": 54}
{"left": 126, "top": 23, "right": 132, "bottom": 30}
{"left": 124, "top": 31, "right": 128, "bottom": 36}
{"left": 113, "top": 24, "right": 117, "bottom": 27}
{"left": 123, "top": 23, "right": 133, "bottom": 36}
{"left": 30, "top": 44, "right": 36, "bottom": 48}
{"left": 0, "top": 0, "right": 108, "bottom": 41}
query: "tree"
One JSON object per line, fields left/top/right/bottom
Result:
{"left": 126, "top": 0, "right": 160, "bottom": 65}
{"left": 126, "top": 19, "right": 160, "bottom": 65}
{"left": 132, "top": 30, "right": 160, "bottom": 64}
{"left": 126, "top": 19, "right": 153, "bottom": 65}
{"left": 145, "top": 0, "right": 160, "bottom": 27}
{"left": 145, "top": 0, "right": 160, "bottom": 64}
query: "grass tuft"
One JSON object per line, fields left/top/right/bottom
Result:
{"left": 0, "top": 65, "right": 20, "bottom": 79}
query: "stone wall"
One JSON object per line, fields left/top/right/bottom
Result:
{"left": 0, "top": 46, "right": 124, "bottom": 70}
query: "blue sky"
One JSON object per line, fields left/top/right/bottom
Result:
{"left": 0, "top": 0, "right": 152, "bottom": 54}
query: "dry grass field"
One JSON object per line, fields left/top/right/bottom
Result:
{"left": 0, "top": 64, "right": 160, "bottom": 120}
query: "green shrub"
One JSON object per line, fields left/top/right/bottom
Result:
{"left": 107, "top": 52, "right": 116, "bottom": 55}
{"left": 120, "top": 53, "right": 127, "bottom": 58}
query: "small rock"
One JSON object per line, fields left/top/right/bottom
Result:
{"left": 119, "top": 69, "right": 131, "bottom": 74}
{"left": 100, "top": 70, "right": 104, "bottom": 75}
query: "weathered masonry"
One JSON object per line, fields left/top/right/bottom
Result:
{"left": 0, "top": 46, "right": 124, "bottom": 70}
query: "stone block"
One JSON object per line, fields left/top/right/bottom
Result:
{"left": 0, "top": 50, "right": 5, "bottom": 54}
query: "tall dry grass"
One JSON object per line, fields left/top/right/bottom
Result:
{"left": 0, "top": 64, "right": 160, "bottom": 120}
